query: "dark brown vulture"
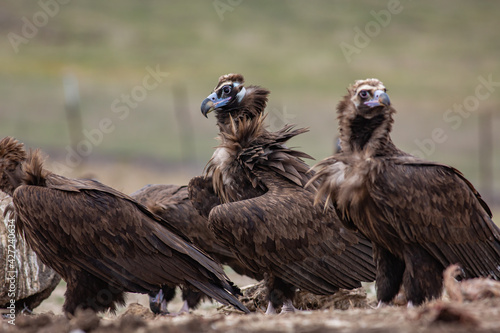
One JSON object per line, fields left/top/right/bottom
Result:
{"left": 0, "top": 137, "right": 249, "bottom": 315}
{"left": 191, "top": 73, "right": 376, "bottom": 314}
{"left": 309, "top": 78, "right": 500, "bottom": 306}
{"left": 130, "top": 184, "right": 262, "bottom": 314}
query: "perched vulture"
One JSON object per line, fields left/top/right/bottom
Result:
{"left": 0, "top": 137, "right": 249, "bottom": 315}
{"left": 131, "top": 184, "right": 262, "bottom": 314}
{"left": 309, "top": 78, "right": 500, "bottom": 306}
{"left": 191, "top": 73, "right": 376, "bottom": 314}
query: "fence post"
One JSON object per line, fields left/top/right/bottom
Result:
{"left": 173, "top": 82, "right": 195, "bottom": 163}
{"left": 63, "top": 73, "right": 85, "bottom": 168}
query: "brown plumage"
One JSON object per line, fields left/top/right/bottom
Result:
{"left": 309, "top": 78, "right": 500, "bottom": 306}
{"left": 130, "top": 184, "right": 261, "bottom": 313}
{"left": 192, "top": 74, "right": 376, "bottom": 314}
{"left": 0, "top": 137, "right": 249, "bottom": 315}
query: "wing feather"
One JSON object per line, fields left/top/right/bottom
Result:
{"left": 371, "top": 160, "right": 500, "bottom": 278}
{"left": 208, "top": 169, "right": 375, "bottom": 293}
{"left": 13, "top": 181, "right": 249, "bottom": 310}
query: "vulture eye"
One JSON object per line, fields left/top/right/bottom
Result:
{"left": 359, "top": 90, "right": 369, "bottom": 99}
{"left": 222, "top": 85, "right": 232, "bottom": 95}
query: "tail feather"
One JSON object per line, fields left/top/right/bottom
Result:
{"left": 186, "top": 279, "right": 250, "bottom": 313}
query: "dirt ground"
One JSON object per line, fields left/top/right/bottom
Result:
{"left": 2, "top": 277, "right": 500, "bottom": 333}
{"left": 3, "top": 296, "right": 500, "bottom": 333}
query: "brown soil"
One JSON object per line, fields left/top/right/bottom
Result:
{"left": 3, "top": 280, "right": 500, "bottom": 333}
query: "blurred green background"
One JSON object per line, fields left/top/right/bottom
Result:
{"left": 1, "top": 0, "right": 499, "bottom": 205}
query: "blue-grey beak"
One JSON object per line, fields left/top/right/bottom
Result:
{"left": 364, "top": 90, "right": 390, "bottom": 107}
{"left": 149, "top": 289, "right": 166, "bottom": 314}
{"left": 200, "top": 92, "right": 231, "bottom": 118}
{"left": 201, "top": 98, "right": 214, "bottom": 118}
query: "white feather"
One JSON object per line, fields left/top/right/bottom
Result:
{"left": 236, "top": 87, "right": 246, "bottom": 102}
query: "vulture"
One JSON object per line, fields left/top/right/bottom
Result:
{"left": 309, "top": 78, "right": 500, "bottom": 306}
{"left": 131, "top": 184, "right": 262, "bottom": 314}
{"left": 0, "top": 137, "right": 249, "bottom": 315}
{"left": 191, "top": 73, "right": 376, "bottom": 314}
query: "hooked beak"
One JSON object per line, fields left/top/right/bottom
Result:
{"left": 364, "top": 90, "right": 391, "bottom": 107}
{"left": 200, "top": 92, "right": 231, "bottom": 118}
{"left": 201, "top": 98, "right": 215, "bottom": 118}
{"left": 148, "top": 289, "right": 169, "bottom": 314}
{"left": 149, "top": 289, "right": 164, "bottom": 314}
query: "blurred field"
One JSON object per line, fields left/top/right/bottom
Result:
{"left": 0, "top": 1, "right": 499, "bottom": 205}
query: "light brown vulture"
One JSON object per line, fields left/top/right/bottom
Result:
{"left": 130, "top": 184, "right": 262, "bottom": 314}
{"left": 0, "top": 137, "right": 249, "bottom": 315}
{"left": 191, "top": 73, "right": 376, "bottom": 314}
{"left": 309, "top": 78, "right": 500, "bottom": 306}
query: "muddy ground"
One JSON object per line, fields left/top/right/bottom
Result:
{"left": 2, "top": 280, "right": 500, "bottom": 333}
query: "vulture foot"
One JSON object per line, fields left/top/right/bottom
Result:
{"left": 265, "top": 301, "right": 277, "bottom": 315}
{"left": 280, "top": 299, "right": 300, "bottom": 314}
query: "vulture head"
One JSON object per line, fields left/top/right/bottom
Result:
{"left": 343, "top": 78, "right": 391, "bottom": 119}
{"left": 0, "top": 137, "right": 27, "bottom": 195}
{"left": 337, "top": 78, "right": 394, "bottom": 153}
{"left": 200, "top": 73, "right": 270, "bottom": 130}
